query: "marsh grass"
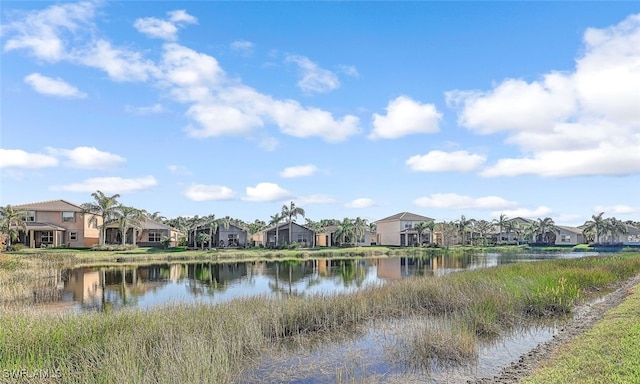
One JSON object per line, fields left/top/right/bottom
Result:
{"left": 1, "top": 254, "right": 639, "bottom": 383}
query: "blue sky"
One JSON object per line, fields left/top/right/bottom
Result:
{"left": 1, "top": 1, "right": 639, "bottom": 226}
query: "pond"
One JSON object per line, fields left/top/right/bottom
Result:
{"left": 31, "top": 251, "right": 597, "bottom": 313}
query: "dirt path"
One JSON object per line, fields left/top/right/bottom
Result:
{"left": 469, "top": 275, "right": 640, "bottom": 384}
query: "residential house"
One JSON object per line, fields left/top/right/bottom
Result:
{"left": 263, "top": 222, "right": 314, "bottom": 248}
{"left": 623, "top": 224, "right": 640, "bottom": 245}
{"left": 13, "top": 199, "right": 101, "bottom": 248}
{"left": 189, "top": 223, "right": 248, "bottom": 248}
{"left": 374, "top": 212, "right": 435, "bottom": 246}
{"left": 105, "top": 218, "right": 182, "bottom": 247}
{"left": 554, "top": 225, "right": 586, "bottom": 246}
{"left": 315, "top": 224, "right": 373, "bottom": 247}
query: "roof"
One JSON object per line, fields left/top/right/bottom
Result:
{"left": 506, "top": 217, "right": 535, "bottom": 224}
{"left": 25, "top": 222, "right": 67, "bottom": 231}
{"left": 375, "top": 212, "right": 434, "bottom": 223}
{"left": 556, "top": 225, "right": 584, "bottom": 235}
{"left": 13, "top": 199, "right": 84, "bottom": 212}
{"left": 263, "top": 221, "right": 312, "bottom": 233}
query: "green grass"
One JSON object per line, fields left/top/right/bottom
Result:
{"left": 522, "top": 284, "right": 640, "bottom": 384}
{"left": 1, "top": 253, "right": 639, "bottom": 383}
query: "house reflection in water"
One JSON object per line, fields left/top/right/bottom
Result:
{"left": 374, "top": 255, "right": 477, "bottom": 280}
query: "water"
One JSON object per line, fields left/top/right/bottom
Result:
{"left": 31, "top": 251, "right": 597, "bottom": 312}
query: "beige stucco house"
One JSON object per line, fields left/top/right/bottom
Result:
{"left": 374, "top": 212, "right": 435, "bottom": 246}
{"left": 13, "top": 199, "right": 101, "bottom": 248}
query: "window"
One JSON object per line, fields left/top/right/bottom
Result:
{"left": 228, "top": 233, "right": 239, "bottom": 246}
{"left": 148, "top": 232, "right": 162, "bottom": 242}
{"left": 561, "top": 235, "right": 572, "bottom": 243}
{"left": 69, "top": 232, "right": 78, "bottom": 241}
{"left": 41, "top": 231, "right": 53, "bottom": 243}
{"left": 297, "top": 234, "right": 308, "bottom": 243}
{"left": 26, "top": 211, "right": 36, "bottom": 222}
{"left": 404, "top": 222, "right": 412, "bottom": 229}
{"left": 62, "top": 211, "right": 75, "bottom": 222}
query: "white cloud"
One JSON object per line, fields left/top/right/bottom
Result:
{"left": 593, "top": 205, "right": 640, "bottom": 215}
{"left": 243, "top": 182, "right": 291, "bottom": 202}
{"left": 51, "top": 176, "right": 158, "bottom": 193}
{"left": 230, "top": 40, "right": 254, "bottom": 56}
{"left": 285, "top": 54, "right": 340, "bottom": 94}
{"left": 449, "top": 13, "right": 640, "bottom": 177}
{"left": 257, "top": 136, "right": 279, "bottom": 151}
{"left": 125, "top": 103, "right": 166, "bottom": 115}
{"left": 24, "top": 73, "right": 86, "bottom": 98}
{"left": 2, "top": 1, "right": 97, "bottom": 62}
{"left": 134, "top": 18, "right": 178, "bottom": 41}
{"left": 185, "top": 184, "right": 235, "bottom": 201}
{"left": 369, "top": 96, "right": 442, "bottom": 139}
{"left": 480, "top": 143, "right": 640, "bottom": 177}
{"left": 134, "top": 10, "right": 197, "bottom": 41}
{"left": 338, "top": 65, "right": 359, "bottom": 78}
{"left": 45, "top": 146, "right": 125, "bottom": 169}
{"left": 167, "top": 164, "right": 192, "bottom": 175}
{"left": 346, "top": 198, "right": 375, "bottom": 209}
{"left": 168, "top": 10, "right": 198, "bottom": 24}
{"left": 78, "top": 39, "right": 158, "bottom": 82}
{"left": 492, "top": 206, "right": 553, "bottom": 219}
{"left": 279, "top": 164, "right": 318, "bottom": 178}
{"left": 0, "top": 149, "right": 58, "bottom": 169}
{"left": 413, "top": 193, "right": 517, "bottom": 210}
{"left": 295, "top": 194, "right": 337, "bottom": 205}
{"left": 406, "top": 150, "right": 486, "bottom": 173}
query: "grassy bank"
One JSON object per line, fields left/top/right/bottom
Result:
{"left": 1, "top": 254, "right": 639, "bottom": 383}
{"left": 522, "top": 283, "right": 640, "bottom": 384}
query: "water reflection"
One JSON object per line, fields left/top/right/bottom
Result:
{"left": 30, "top": 252, "right": 597, "bottom": 312}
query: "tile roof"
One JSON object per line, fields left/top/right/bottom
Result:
{"left": 13, "top": 199, "right": 84, "bottom": 212}
{"left": 375, "top": 212, "right": 434, "bottom": 223}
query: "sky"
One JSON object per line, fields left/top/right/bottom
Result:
{"left": 1, "top": 1, "right": 639, "bottom": 226}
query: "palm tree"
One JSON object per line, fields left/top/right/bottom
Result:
{"left": 335, "top": 218, "right": 355, "bottom": 245}
{"left": 455, "top": 215, "right": 473, "bottom": 245}
{"left": 582, "top": 212, "right": 606, "bottom": 244}
{"left": 304, "top": 218, "right": 324, "bottom": 248}
{"left": 147, "top": 211, "right": 166, "bottom": 223}
{"left": 269, "top": 213, "right": 284, "bottom": 248}
{"left": 414, "top": 222, "right": 429, "bottom": 246}
{"left": 536, "top": 217, "right": 558, "bottom": 244}
{"left": 82, "top": 190, "right": 121, "bottom": 245}
{"left": 426, "top": 221, "right": 436, "bottom": 244}
{"left": 475, "top": 220, "right": 495, "bottom": 246}
{"left": 605, "top": 217, "right": 628, "bottom": 243}
{"left": 208, "top": 215, "right": 230, "bottom": 248}
{"left": 353, "top": 217, "right": 369, "bottom": 246}
{"left": 493, "top": 213, "right": 509, "bottom": 245}
{"left": 0, "top": 205, "right": 27, "bottom": 248}
{"left": 114, "top": 205, "right": 147, "bottom": 245}
{"left": 281, "top": 201, "right": 305, "bottom": 245}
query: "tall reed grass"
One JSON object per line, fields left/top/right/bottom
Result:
{"left": 1, "top": 254, "right": 639, "bottom": 383}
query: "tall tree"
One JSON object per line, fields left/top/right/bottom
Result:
{"left": 475, "top": 220, "right": 495, "bottom": 246}
{"left": 82, "top": 191, "right": 121, "bottom": 245}
{"left": 605, "top": 217, "right": 628, "bottom": 243}
{"left": 582, "top": 212, "right": 606, "bottom": 244}
{"left": 269, "top": 213, "right": 284, "bottom": 247}
{"left": 114, "top": 205, "right": 147, "bottom": 245}
{"left": 536, "top": 217, "right": 558, "bottom": 244}
{"left": 493, "top": 213, "right": 509, "bottom": 245}
{"left": 0, "top": 205, "right": 27, "bottom": 248}
{"left": 414, "top": 221, "right": 430, "bottom": 246}
{"left": 335, "top": 217, "right": 355, "bottom": 245}
{"left": 281, "top": 201, "right": 305, "bottom": 245}
{"left": 455, "top": 215, "right": 473, "bottom": 246}
{"left": 353, "top": 217, "right": 369, "bottom": 246}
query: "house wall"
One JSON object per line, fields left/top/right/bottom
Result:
{"left": 554, "top": 230, "right": 583, "bottom": 245}
{"left": 217, "top": 226, "right": 248, "bottom": 247}
{"left": 28, "top": 210, "right": 99, "bottom": 248}
{"left": 376, "top": 221, "right": 401, "bottom": 246}
{"left": 82, "top": 214, "right": 100, "bottom": 247}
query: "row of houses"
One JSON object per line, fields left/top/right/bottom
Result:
{"left": 6, "top": 200, "right": 640, "bottom": 249}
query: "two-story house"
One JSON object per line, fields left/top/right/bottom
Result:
{"left": 13, "top": 200, "right": 101, "bottom": 248}
{"left": 374, "top": 212, "right": 435, "bottom": 246}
